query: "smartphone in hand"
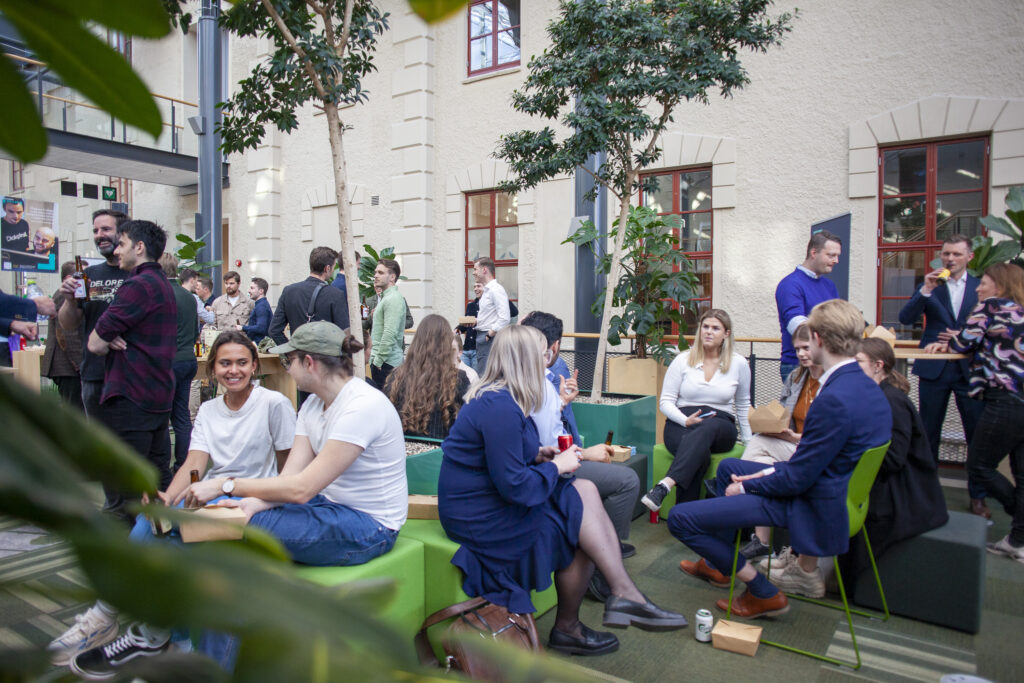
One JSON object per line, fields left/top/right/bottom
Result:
{"left": 697, "top": 410, "right": 717, "bottom": 419}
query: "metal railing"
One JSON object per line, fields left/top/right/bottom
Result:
{"left": 7, "top": 53, "right": 198, "bottom": 156}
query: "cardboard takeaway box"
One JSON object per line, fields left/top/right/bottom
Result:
{"left": 457, "top": 316, "right": 477, "bottom": 326}
{"left": 747, "top": 400, "right": 791, "bottom": 434}
{"left": 868, "top": 325, "right": 897, "bottom": 347}
{"left": 179, "top": 505, "right": 248, "bottom": 543}
{"left": 711, "top": 619, "right": 762, "bottom": 656}
{"left": 408, "top": 494, "right": 440, "bottom": 520}
{"left": 608, "top": 445, "right": 632, "bottom": 462}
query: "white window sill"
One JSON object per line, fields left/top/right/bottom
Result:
{"left": 462, "top": 65, "right": 521, "bottom": 85}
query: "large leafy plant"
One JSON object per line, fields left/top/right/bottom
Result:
{"left": 497, "top": 0, "right": 793, "bottom": 398}
{"left": 175, "top": 231, "right": 223, "bottom": 276}
{"left": 928, "top": 186, "right": 1024, "bottom": 274}
{"left": 565, "top": 205, "right": 698, "bottom": 365}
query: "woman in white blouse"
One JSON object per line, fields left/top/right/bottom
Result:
{"left": 641, "top": 308, "right": 751, "bottom": 510}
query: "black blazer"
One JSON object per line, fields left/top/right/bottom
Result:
{"left": 840, "top": 380, "right": 948, "bottom": 588}
{"left": 268, "top": 276, "right": 350, "bottom": 345}
{"left": 897, "top": 275, "right": 979, "bottom": 380}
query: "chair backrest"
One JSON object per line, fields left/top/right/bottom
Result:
{"left": 846, "top": 441, "right": 890, "bottom": 537}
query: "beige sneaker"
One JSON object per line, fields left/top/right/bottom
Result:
{"left": 758, "top": 545, "right": 796, "bottom": 572}
{"left": 46, "top": 603, "right": 119, "bottom": 666}
{"left": 768, "top": 562, "right": 826, "bottom": 598}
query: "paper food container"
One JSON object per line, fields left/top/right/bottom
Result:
{"left": 747, "top": 400, "right": 791, "bottom": 434}
{"left": 608, "top": 445, "right": 632, "bottom": 462}
{"left": 408, "top": 494, "right": 440, "bottom": 520}
{"left": 868, "top": 325, "right": 897, "bottom": 347}
{"left": 179, "top": 505, "right": 248, "bottom": 543}
{"left": 711, "top": 619, "right": 762, "bottom": 656}
{"left": 457, "top": 316, "right": 477, "bottom": 326}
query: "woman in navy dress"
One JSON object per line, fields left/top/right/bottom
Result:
{"left": 440, "top": 325, "right": 686, "bottom": 656}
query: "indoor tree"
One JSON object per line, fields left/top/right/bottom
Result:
{"left": 497, "top": 0, "right": 794, "bottom": 398}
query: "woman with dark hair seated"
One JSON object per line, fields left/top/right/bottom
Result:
{"left": 836, "top": 337, "right": 948, "bottom": 587}
{"left": 439, "top": 325, "right": 686, "bottom": 657}
{"left": 385, "top": 313, "right": 471, "bottom": 439}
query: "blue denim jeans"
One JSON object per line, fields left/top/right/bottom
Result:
{"left": 201, "top": 495, "right": 398, "bottom": 670}
{"left": 170, "top": 359, "right": 198, "bottom": 473}
{"left": 460, "top": 349, "right": 477, "bottom": 371}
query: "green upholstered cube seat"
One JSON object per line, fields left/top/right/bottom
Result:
{"left": 400, "top": 519, "right": 557, "bottom": 617}
{"left": 296, "top": 535, "right": 425, "bottom": 639}
{"left": 651, "top": 442, "right": 745, "bottom": 519}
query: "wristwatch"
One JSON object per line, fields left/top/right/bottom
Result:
{"left": 221, "top": 477, "right": 236, "bottom": 496}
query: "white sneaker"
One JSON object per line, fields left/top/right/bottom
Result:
{"left": 768, "top": 562, "right": 826, "bottom": 598}
{"left": 987, "top": 535, "right": 1024, "bottom": 562}
{"left": 47, "top": 603, "right": 119, "bottom": 666}
{"left": 758, "top": 545, "right": 797, "bottom": 572}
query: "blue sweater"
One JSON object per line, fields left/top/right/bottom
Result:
{"left": 242, "top": 297, "right": 272, "bottom": 344}
{"left": 775, "top": 268, "right": 839, "bottom": 364}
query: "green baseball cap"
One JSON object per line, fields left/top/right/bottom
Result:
{"left": 268, "top": 321, "right": 346, "bottom": 356}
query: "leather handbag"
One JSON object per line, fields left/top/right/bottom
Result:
{"left": 414, "top": 597, "right": 542, "bottom": 681}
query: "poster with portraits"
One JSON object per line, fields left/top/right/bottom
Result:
{"left": 1, "top": 196, "right": 59, "bottom": 273}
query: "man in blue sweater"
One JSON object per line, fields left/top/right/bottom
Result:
{"left": 775, "top": 231, "right": 842, "bottom": 379}
{"left": 241, "top": 277, "right": 272, "bottom": 345}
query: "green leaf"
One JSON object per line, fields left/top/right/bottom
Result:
{"left": 0, "top": 55, "right": 48, "bottom": 162}
{"left": 36, "top": 0, "right": 172, "bottom": 38}
{"left": 1, "top": 1, "right": 164, "bottom": 138}
{"left": 980, "top": 215, "right": 1020, "bottom": 240}
{"left": 407, "top": 0, "right": 469, "bottom": 23}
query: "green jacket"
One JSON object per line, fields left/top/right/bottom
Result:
{"left": 370, "top": 286, "right": 405, "bottom": 369}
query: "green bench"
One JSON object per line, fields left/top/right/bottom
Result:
{"left": 296, "top": 535, "right": 426, "bottom": 639}
{"left": 400, "top": 519, "right": 558, "bottom": 617}
{"left": 650, "top": 442, "right": 745, "bottom": 520}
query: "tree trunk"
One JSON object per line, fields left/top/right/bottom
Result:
{"left": 590, "top": 177, "right": 635, "bottom": 400}
{"left": 324, "top": 101, "right": 365, "bottom": 378}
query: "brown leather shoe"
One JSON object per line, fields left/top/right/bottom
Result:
{"left": 679, "top": 558, "right": 730, "bottom": 588}
{"left": 970, "top": 498, "right": 992, "bottom": 520}
{"left": 715, "top": 589, "right": 790, "bottom": 618}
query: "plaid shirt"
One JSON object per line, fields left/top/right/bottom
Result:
{"left": 94, "top": 261, "right": 176, "bottom": 412}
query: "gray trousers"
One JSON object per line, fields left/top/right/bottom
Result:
{"left": 576, "top": 460, "right": 641, "bottom": 540}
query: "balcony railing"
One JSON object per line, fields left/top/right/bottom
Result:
{"left": 8, "top": 53, "right": 198, "bottom": 157}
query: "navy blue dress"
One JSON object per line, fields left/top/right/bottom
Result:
{"left": 439, "top": 389, "right": 583, "bottom": 613}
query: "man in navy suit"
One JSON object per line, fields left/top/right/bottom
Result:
{"left": 668, "top": 299, "right": 891, "bottom": 618}
{"left": 898, "top": 234, "right": 987, "bottom": 518}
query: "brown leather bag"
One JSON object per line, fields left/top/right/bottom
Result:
{"left": 414, "top": 597, "right": 542, "bottom": 681}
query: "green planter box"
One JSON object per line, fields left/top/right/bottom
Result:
{"left": 572, "top": 393, "right": 657, "bottom": 465}
{"left": 406, "top": 437, "right": 444, "bottom": 495}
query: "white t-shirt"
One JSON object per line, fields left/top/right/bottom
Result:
{"left": 296, "top": 378, "right": 408, "bottom": 530}
{"left": 190, "top": 385, "right": 296, "bottom": 480}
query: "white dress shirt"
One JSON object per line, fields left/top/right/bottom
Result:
{"left": 475, "top": 279, "right": 510, "bottom": 336}
{"left": 659, "top": 350, "right": 752, "bottom": 442}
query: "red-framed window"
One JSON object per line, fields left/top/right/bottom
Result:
{"left": 640, "top": 168, "right": 713, "bottom": 329}
{"left": 465, "top": 190, "right": 518, "bottom": 305}
{"left": 10, "top": 162, "right": 24, "bottom": 192}
{"left": 877, "top": 137, "right": 989, "bottom": 338}
{"left": 467, "top": 0, "right": 520, "bottom": 76}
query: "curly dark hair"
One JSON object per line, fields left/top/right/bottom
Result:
{"left": 385, "top": 314, "right": 462, "bottom": 436}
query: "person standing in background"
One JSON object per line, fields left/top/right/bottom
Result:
{"left": 242, "top": 277, "right": 272, "bottom": 345}
{"left": 41, "top": 261, "right": 84, "bottom": 410}
{"left": 472, "top": 257, "right": 510, "bottom": 373}
{"left": 159, "top": 253, "right": 199, "bottom": 474}
{"left": 210, "top": 271, "right": 253, "bottom": 331}
{"left": 369, "top": 258, "right": 404, "bottom": 388}
{"left": 456, "top": 281, "right": 483, "bottom": 371}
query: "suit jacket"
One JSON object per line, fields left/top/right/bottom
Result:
{"left": 742, "top": 362, "right": 892, "bottom": 557}
{"left": 547, "top": 357, "right": 580, "bottom": 444}
{"left": 897, "top": 275, "right": 979, "bottom": 379}
{"left": 268, "top": 276, "right": 350, "bottom": 345}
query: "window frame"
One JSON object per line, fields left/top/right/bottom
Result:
{"left": 638, "top": 166, "right": 714, "bottom": 328}
{"left": 875, "top": 136, "right": 989, "bottom": 334}
{"left": 466, "top": 0, "right": 521, "bottom": 77}
{"left": 464, "top": 189, "right": 518, "bottom": 306}
{"left": 10, "top": 162, "right": 24, "bottom": 192}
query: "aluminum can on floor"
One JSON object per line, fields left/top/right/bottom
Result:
{"left": 695, "top": 609, "right": 713, "bottom": 642}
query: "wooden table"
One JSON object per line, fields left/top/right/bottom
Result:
{"left": 12, "top": 346, "right": 45, "bottom": 392}
{"left": 893, "top": 347, "right": 966, "bottom": 375}
{"left": 196, "top": 352, "right": 298, "bottom": 409}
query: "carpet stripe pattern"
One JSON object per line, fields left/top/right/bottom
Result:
{"left": 825, "top": 624, "right": 977, "bottom": 682}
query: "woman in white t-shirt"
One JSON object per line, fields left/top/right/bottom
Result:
{"left": 185, "top": 321, "right": 407, "bottom": 566}
{"left": 642, "top": 308, "right": 751, "bottom": 511}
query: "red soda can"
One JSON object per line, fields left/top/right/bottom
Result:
{"left": 557, "top": 434, "right": 573, "bottom": 452}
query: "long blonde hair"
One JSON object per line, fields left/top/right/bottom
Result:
{"left": 687, "top": 308, "right": 735, "bottom": 374}
{"left": 465, "top": 325, "right": 547, "bottom": 416}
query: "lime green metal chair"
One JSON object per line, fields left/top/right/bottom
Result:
{"left": 650, "top": 443, "right": 744, "bottom": 521}
{"left": 724, "top": 441, "right": 891, "bottom": 670}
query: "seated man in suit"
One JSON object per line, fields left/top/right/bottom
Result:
{"left": 897, "top": 234, "right": 987, "bottom": 519}
{"left": 668, "top": 299, "right": 891, "bottom": 618}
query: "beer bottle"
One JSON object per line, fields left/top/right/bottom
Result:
{"left": 605, "top": 430, "right": 614, "bottom": 446}
{"left": 73, "top": 256, "right": 91, "bottom": 301}
{"left": 190, "top": 469, "right": 200, "bottom": 483}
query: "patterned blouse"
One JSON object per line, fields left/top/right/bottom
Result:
{"left": 948, "top": 297, "right": 1024, "bottom": 398}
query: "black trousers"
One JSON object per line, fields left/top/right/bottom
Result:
{"left": 371, "top": 362, "right": 394, "bottom": 390}
{"left": 967, "top": 391, "right": 1024, "bottom": 544}
{"left": 663, "top": 407, "right": 737, "bottom": 503}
